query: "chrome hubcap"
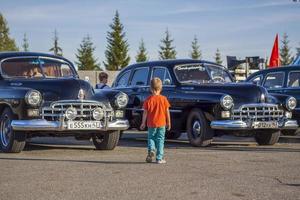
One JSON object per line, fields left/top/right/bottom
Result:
{"left": 192, "top": 120, "right": 201, "bottom": 138}
{"left": 0, "top": 115, "right": 12, "bottom": 147}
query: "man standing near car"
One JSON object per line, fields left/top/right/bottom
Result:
{"left": 95, "top": 72, "right": 110, "bottom": 89}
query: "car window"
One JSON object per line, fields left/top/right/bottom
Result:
{"left": 115, "top": 70, "right": 131, "bottom": 87}
{"left": 1, "top": 57, "right": 75, "bottom": 79}
{"left": 288, "top": 71, "right": 300, "bottom": 88}
{"left": 249, "top": 75, "right": 262, "bottom": 85}
{"left": 264, "top": 72, "right": 284, "bottom": 89}
{"left": 152, "top": 67, "right": 172, "bottom": 85}
{"left": 130, "top": 68, "right": 149, "bottom": 86}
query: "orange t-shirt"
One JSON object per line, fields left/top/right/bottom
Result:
{"left": 143, "top": 95, "right": 170, "bottom": 128}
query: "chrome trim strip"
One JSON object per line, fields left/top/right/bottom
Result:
{"left": 210, "top": 120, "right": 298, "bottom": 130}
{"left": 11, "top": 119, "right": 129, "bottom": 131}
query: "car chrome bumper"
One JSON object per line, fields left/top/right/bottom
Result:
{"left": 11, "top": 119, "right": 129, "bottom": 132}
{"left": 210, "top": 120, "right": 298, "bottom": 130}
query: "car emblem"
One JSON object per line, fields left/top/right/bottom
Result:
{"left": 78, "top": 89, "right": 85, "bottom": 100}
{"left": 261, "top": 93, "right": 266, "bottom": 103}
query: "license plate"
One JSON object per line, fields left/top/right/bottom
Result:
{"left": 252, "top": 121, "right": 278, "bottom": 129}
{"left": 67, "top": 121, "right": 102, "bottom": 130}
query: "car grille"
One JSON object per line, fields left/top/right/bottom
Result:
{"left": 42, "top": 100, "right": 113, "bottom": 121}
{"left": 232, "top": 104, "right": 284, "bottom": 122}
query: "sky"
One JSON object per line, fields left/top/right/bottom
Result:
{"left": 1, "top": 0, "right": 300, "bottom": 68}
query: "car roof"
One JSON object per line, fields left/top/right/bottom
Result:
{"left": 0, "top": 52, "right": 72, "bottom": 64}
{"left": 248, "top": 65, "right": 300, "bottom": 79}
{"left": 122, "top": 59, "right": 224, "bottom": 72}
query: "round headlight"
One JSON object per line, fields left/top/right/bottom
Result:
{"left": 25, "top": 90, "right": 42, "bottom": 106}
{"left": 93, "top": 108, "right": 104, "bottom": 120}
{"left": 65, "top": 107, "right": 77, "bottom": 120}
{"left": 115, "top": 92, "right": 128, "bottom": 108}
{"left": 286, "top": 96, "right": 297, "bottom": 111}
{"left": 220, "top": 95, "right": 234, "bottom": 110}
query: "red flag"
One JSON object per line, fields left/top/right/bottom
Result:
{"left": 269, "top": 34, "right": 281, "bottom": 68}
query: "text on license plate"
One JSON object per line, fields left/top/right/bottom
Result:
{"left": 67, "top": 121, "right": 102, "bottom": 130}
{"left": 252, "top": 121, "right": 278, "bottom": 129}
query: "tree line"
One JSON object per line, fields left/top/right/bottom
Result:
{"left": 1, "top": 11, "right": 299, "bottom": 71}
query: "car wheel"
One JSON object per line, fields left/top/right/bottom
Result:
{"left": 186, "top": 109, "right": 213, "bottom": 147}
{"left": 165, "top": 131, "right": 182, "bottom": 139}
{"left": 0, "top": 108, "right": 26, "bottom": 153}
{"left": 255, "top": 130, "right": 280, "bottom": 145}
{"left": 92, "top": 130, "right": 120, "bottom": 150}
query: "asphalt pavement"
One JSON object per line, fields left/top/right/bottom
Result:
{"left": 0, "top": 132, "right": 299, "bottom": 200}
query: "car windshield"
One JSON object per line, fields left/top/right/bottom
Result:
{"left": 174, "top": 64, "right": 232, "bottom": 84}
{"left": 1, "top": 57, "right": 76, "bottom": 79}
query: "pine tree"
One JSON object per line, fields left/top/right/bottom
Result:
{"left": 22, "top": 33, "right": 29, "bottom": 52}
{"left": 0, "top": 13, "right": 18, "bottom": 51}
{"left": 158, "top": 29, "right": 176, "bottom": 60}
{"left": 49, "top": 29, "right": 63, "bottom": 56}
{"left": 215, "top": 48, "right": 222, "bottom": 65}
{"left": 75, "top": 35, "right": 100, "bottom": 71}
{"left": 296, "top": 42, "right": 300, "bottom": 57}
{"left": 280, "top": 33, "right": 293, "bottom": 65}
{"left": 135, "top": 39, "right": 148, "bottom": 62}
{"left": 190, "top": 35, "right": 201, "bottom": 59}
{"left": 104, "top": 11, "right": 130, "bottom": 71}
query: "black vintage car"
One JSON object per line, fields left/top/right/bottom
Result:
{"left": 246, "top": 65, "right": 300, "bottom": 135}
{"left": 0, "top": 52, "right": 129, "bottom": 153}
{"left": 112, "top": 59, "right": 298, "bottom": 146}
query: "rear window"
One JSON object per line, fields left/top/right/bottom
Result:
{"left": 1, "top": 57, "right": 75, "bottom": 79}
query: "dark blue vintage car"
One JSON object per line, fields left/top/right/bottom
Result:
{"left": 246, "top": 65, "right": 300, "bottom": 135}
{"left": 112, "top": 59, "right": 298, "bottom": 146}
{"left": 0, "top": 52, "right": 129, "bottom": 153}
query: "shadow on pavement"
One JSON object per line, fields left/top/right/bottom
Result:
{"left": 0, "top": 157, "right": 146, "bottom": 165}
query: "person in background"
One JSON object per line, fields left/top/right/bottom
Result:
{"left": 95, "top": 72, "right": 110, "bottom": 89}
{"left": 140, "top": 78, "right": 171, "bottom": 164}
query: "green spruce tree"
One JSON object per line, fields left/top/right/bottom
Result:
{"left": 0, "top": 13, "right": 18, "bottom": 51}
{"left": 280, "top": 33, "right": 293, "bottom": 65}
{"left": 75, "top": 35, "right": 100, "bottom": 71}
{"left": 49, "top": 29, "right": 63, "bottom": 56}
{"left": 135, "top": 39, "right": 148, "bottom": 62}
{"left": 104, "top": 11, "right": 130, "bottom": 71}
{"left": 296, "top": 42, "right": 300, "bottom": 58}
{"left": 190, "top": 35, "right": 201, "bottom": 59}
{"left": 158, "top": 29, "right": 176, "bottom": 60}
{"left": 22, "top": 33, "right": 29, "bottom": 52}
{"left": 215, "top": 48, "right": 222, "bottom": 65}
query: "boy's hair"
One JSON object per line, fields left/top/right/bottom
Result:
{"left": 150, "top": 78, "right": 163, "bottom": 92}
{"left": 99, "top": 72, "right": 108, "bottom": 81}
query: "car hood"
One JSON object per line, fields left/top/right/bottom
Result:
{"left": 7, "top": 78, "right": 95, "bottom": 104}
{"left": 180, "top": 82, "right": 267, "bottom": 108}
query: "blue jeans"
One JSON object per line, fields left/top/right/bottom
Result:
{"left": 148, "top": 127, "right": 166, "bottom": 160}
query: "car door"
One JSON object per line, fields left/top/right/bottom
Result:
{"left": 263, "top": 71, "right": 285, "bottom": 94}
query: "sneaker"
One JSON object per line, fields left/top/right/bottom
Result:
{"left": 156, "top": 159, "right": 167, "bottom": 164}
{"left": 145, "top": 151, "right": 155, "bottom": 163}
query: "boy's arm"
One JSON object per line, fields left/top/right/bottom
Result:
{"left": 166, "top": 108, "right": 171, "bottom": 131}
{"left": 140, "top": 109, "right": 148, "bottom": 130}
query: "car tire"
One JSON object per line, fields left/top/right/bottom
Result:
{"left": 254, "top": 130, "right": 280, "bottom": 145}
{"left": 165, "top": 131, "right": 182, "bottom": 139}
{"left": 0, "top": 108, "right": 26, "bottom": 153}
{"left": 92, "top": 130, "right": 120, "bottom": 150}
{"left": 186, "top": 109, "right": 213, "bottom": 147}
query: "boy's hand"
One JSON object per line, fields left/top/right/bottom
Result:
{"left": 140, "top": 123, "right": 146, "bottom": 130}
{"left": 167, "top": 124, "right": 171, "bottom": 131}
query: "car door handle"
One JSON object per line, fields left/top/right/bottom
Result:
{"left": 10, "top": 82, "right": 23, "bottom": 86}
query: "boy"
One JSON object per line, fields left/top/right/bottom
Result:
{"left": 140, "top": 78, "right": 171, "bottom": 164}
{"left": 95, "top": 72, "right": 110, "bottom": 89}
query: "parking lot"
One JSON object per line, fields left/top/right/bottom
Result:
{"left": 0, "top": 132, "right": 299, "bottom": 200}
